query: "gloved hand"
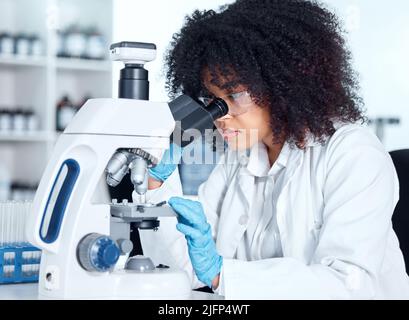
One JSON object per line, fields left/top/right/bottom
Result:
{"left": 168, "top": 196, "right": 223, "bottom": 288}
{"left": 149, "top": 143, "right": 183, "bottom": 182}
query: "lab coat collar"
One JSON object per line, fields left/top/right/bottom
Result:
{"left": 236, "top": 133, "right": 318, "bottom": 202}
{"left": 244, "top": 142, "right": 291, "bottom": 177}
{"left": 236, "top": 140, "right": 295, "bottom": 209}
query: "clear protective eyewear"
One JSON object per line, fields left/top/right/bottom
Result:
{"left": 198, "top": 91, "right": 254, "bottom": 117}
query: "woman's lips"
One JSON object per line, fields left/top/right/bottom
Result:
{"left": 221, "top": 129, "right": 240, "bottom": 140}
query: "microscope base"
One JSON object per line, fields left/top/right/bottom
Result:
{"left": 38, "top": 267, "right": 192, "bottom": 300}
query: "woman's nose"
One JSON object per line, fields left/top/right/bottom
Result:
{"left": 216, "top": 113, "right": 233, "bottom": 123}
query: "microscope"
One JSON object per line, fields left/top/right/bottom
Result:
{"left": 25, "top": 42, "right": 228, "bottom": 299}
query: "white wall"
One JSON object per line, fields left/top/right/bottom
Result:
{"left": 324, "top": 0, "right": 409, "bottom": 150}
{"left": 113, "top": 0, "right": 235, "bottom": 102}
{"left": 114, "top": 0, "right": 409, "bottom": 151}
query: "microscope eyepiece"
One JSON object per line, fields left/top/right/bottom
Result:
{"left": 168, "top": 95, "right": 228, "bottom": 147}
{"left": 204, "top": 98, "right": 229, "bottom": 121}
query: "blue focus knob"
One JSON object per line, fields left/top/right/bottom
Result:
{"left": 77, "top": 233, "right": 120, "bottom": 272}
{"left": 98, "top": 241, "right": 120, "bottom": 268}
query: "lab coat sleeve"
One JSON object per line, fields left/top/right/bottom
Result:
{"left": 219, "top": 128, "right": 401, "bottom": 299}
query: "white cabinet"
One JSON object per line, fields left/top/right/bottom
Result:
{"left": 0, "top": 0, "right": 113, "bottom": 199}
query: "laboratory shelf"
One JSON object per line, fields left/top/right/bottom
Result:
{"left": 56, "top": 58, "right": 112, "bottom": 72}
{"left": 0, "top": 0, "right": 114, "bottom": 191}
{"left": 0, "top": 131, "right": 56, "bottom": 142}
{"left": 0, "top": 56, "right": 47, "bottom": 68}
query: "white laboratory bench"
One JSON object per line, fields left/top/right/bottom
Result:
{"left": 0, "top": 283, "right": 223, "bottom": 300}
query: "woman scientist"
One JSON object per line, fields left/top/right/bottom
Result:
{"left": 133, "top": 0, "right": 409, "bottom": 299}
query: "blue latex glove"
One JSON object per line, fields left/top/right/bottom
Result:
{"left": 168, "top": 196, "right": 223, "bottom": 288}
{"left": 149, "top": 143, "right": 183, "bottom": 182}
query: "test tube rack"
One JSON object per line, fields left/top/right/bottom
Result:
{"left": 0, "top": 244, "right": 41, "bottom": 284}
{"left": 1, "top": 201, "right": 42, "bottom": 284}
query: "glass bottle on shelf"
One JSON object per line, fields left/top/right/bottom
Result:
{"left": 84, "top": 26, "right": 106, "bottom": 60}
{"left": 56, "top": 29, "right": 67, "bottom": 58}
{"left": 0, "top": 108, "right": 13, "bottom": 133}
{"left": 56, "top": 96, "right": 76, "bottom": 132}
{"left": 64, "top": 25, "right": 87, "bottom": 59}
{"left": 14, "top": 33, "right": 31, "bottom": 57}
{"left": 13, "top": 108, "right": 26, "bottom": 132}
{"left": 0, "top": 33, "right": 14, "bottom": 56}
{"left": 28, "top": 35, "right": 42, "bottom": 56}
{"left": 24, "top": 109, "right": 39, "bottom": 132}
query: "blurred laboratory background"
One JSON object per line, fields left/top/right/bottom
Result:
{"left": 0, "top": 0, "right": 408, "bottom": 201}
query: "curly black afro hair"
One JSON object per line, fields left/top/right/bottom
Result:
{"left": 165, "top": 0, "right": 366, "bottom": 148}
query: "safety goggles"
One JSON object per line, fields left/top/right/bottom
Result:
{"left": 198, "top": 91, "right": 254, "bottom": 117}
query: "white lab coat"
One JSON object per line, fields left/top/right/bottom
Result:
{"left": 134, "top": 123, "right": 409, "bottom": 299}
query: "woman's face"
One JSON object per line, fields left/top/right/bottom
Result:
{"left": 203, "top": 72, "right": 273, "bottom": 151}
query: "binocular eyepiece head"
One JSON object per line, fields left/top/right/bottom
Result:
{"left": 168, "top": 95, "right": 228, "bottom": 147}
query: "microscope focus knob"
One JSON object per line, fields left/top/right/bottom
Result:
{"left": 77, "top": 233, "right": 120, "bottom": 272}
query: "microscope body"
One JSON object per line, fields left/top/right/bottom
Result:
{"left": 25, "top": 98, "right": 192, "bottom": 299}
